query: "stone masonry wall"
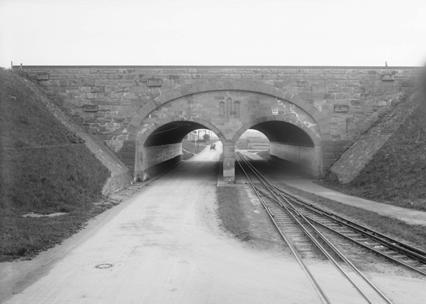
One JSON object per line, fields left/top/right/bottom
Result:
{"left": 16, "top": 66, "right": 419, "bottom": 175}
{"left": 142, "top": 143, "right": 182, "bottom": 172}
{"left": 133, "top": 90, "right": 321, "bottom": 178}
{"left": 270, "top": 142, "right": 318, "bottom": 176}
{"left": 17, "top": 73, "right": 132, "bottom": 193}
{"left": 330, "top": 92, "right": 421, "bottom": 183}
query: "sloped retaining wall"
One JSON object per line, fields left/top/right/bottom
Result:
{"left": 20, "top": 75, "right": 132, "bottom": 194}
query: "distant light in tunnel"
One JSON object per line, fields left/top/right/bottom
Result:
{"left": 185, "top": 129, "right": 218, "bottom": 142}
{"left": 236, "top": 129, "right": 270, "bottom": 151}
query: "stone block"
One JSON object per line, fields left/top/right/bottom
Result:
{"left": 381, "top": 72, "right": 395, "bottom": 82}
{"left": 146, "top": 78, "right": 163, "bottom": 87}
{"left": 334, "top": 104, "right": 350, "bottom": 113}
{"left": 36, "top": 73, "right": 49, "bottom": 81}
{"left": 91, "top": 86, "right": 105, "bottom": 93}
{"left": 82, "top": 104, "right": 99, "bottom": 112}
{"left": 350, "top": 99, "right": 362, "bottom": 106}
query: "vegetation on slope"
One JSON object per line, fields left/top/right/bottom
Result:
{"left": 0, "top": 69, "right": 109, "bottom": 261}
{"left": 324, "top": 90, "right": 426, "bottom": 211}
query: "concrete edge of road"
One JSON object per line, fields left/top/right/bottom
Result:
{"left": 0, "top": 170, "right": 172, "bottom": 303}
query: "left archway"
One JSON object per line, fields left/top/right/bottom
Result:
{"left": 134, "top": 119, "right": 226, "bottom": 181}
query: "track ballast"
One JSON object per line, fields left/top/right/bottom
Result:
{"left": 236, "top": 152, "right": 426, "bottom": 304}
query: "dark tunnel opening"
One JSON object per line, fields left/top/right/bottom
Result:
{"left": 144, "top": 121, "right": 208, "bottom": 147}
{"left": 235, "top": 120, "right": 318, "bottom": 178}
{"left": 250, "top": 121, "right": 314, "bottom": 147}
{"left": 138, "top": 121, "right": 224, "bottom": 181}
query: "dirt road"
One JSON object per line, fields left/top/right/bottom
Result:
{"left": 4, "top": 145, "right": 319, "bottom": 303}
{"left": 4, "top": 145, "right": 426, "bottom": 304}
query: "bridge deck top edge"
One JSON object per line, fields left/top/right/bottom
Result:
{"left": 11, "top": 65, "right": 422, "bottom": 69}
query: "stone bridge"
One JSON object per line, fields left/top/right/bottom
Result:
{"left": 17, "top": 66, "right": 420, "bottom": 181}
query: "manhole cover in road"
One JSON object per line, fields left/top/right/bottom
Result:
{"left": 95, "top": 263, "right": 113, "bottom": 269}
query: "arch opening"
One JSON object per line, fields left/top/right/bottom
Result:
{"left": 129, "top": 87, "right": 322, "bottom": 182}
{"left": 136, "top": 121, "right": 223, "bottom": 181}
{"left": 236, "top": 129, "right": 270, "bottom": 152}
{"left": 235, "top": 120, "right": 320, "bottom": 177}
{"left": 182, "top": 129, "right": 220, "bottom": 159}
{"left": 144, "top": 121, "right": 209, "bottom": 147}
{"left": 251, "top": 121, "right": 314, "bottom": 147}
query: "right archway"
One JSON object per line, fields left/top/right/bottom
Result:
{"left": 233, "top": 117, "right": 323, "bottom": 177}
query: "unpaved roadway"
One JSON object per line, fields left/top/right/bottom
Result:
{"left": 3, "top": 144, "right": 426, "bottom": 304}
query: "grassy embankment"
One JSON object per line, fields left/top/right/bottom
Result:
{"left": 323, "top": 92, "right": 426, "bottom": 211}
{"left": 0, "top": 69, "right": 110, "bottom": 261}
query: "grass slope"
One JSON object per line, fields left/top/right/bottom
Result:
{"left": 0, "top": 69, "right": 109, "bottom": 260}
{"left": 324, "top": 95, "right": 426, "bottom": 211}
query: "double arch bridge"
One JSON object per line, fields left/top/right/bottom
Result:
{"left": 19, "top": 66, "right": 419, "bottom": 181}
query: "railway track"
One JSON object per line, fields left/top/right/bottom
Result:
{"left": 236, "top": 152, "right": 426, "bottom": 304}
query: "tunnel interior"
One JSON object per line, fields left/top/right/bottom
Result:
{"left": 138, "top": 121, "right": 223, "bottom": 181}
{"left": 249, "top": 121, "right": 314, "bottom": 147}
{"left": 144, "top": 121, "right": 208, "bottom": 147}
{"left": 139, "top": 120, "right": 319, "bottom": 181}
{"left": 237, "top": 120, "right": 318, "bottom": 178}
{"left": 236, "top": 129, "right": 270, "bottom": 150}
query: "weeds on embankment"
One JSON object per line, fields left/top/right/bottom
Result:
{"left": 0, "top": 69, "right": 109, "bottom": 261}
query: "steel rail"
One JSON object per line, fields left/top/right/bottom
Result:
{"left": 240, "top": 152, "right": 426, "bottom": 275}
{"left": 256, "top": 185, "right": 426, "bottom": 277}
{"left": 235, "top": 155, "right": 331, "bottom": 304}
{"left": 274, "top": 186, "right": 426, "bottom": 262}
{"left": 253, "top": 187, "right": 394, "bottom": 304}
{"left": 238, "top": 153, "right": 392, "bottom": 304}
{"left": 303, "top": 216, "right": 394, "bottom": 304}
{"left": 243, "top": 153, "right": 425, "bottom": 258}
{"left": 260, "top": 192, "right": 376, "bottom": 304}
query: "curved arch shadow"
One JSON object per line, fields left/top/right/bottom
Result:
{"left": 232, "top": 115, "right": 321, "bottom": 146}
{"left": 137, "top": 117, "right": 227, "bottom": 146}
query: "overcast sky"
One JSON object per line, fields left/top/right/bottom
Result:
{"left": 1, "top": 0, "right": 426, "bottom": 67}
